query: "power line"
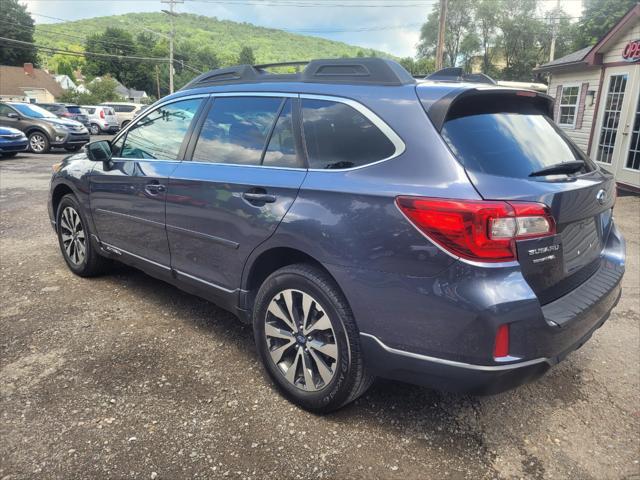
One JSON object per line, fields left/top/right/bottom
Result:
{"left": 0, "top": 37, "right": 170, "bottom": 62}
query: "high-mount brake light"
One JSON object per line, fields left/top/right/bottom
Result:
{"left": 396, "top": 197, "right": 555, "bottom": 262}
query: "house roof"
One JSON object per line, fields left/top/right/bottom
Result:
{"left": 535, "top": 3, "right": 639, "bottom": 73}
{"left": 0, "top": 65, "right": 65, "bottom": 98}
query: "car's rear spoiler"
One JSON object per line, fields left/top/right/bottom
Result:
{"left": 421, "top": 87, "right": 555, "bottom": 132}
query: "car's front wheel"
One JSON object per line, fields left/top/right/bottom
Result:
{"left": 28, "top": 131, "right": 50, "bottom": 154}
{"left": 253, "top": 264, "right": 373, "bottom": 413}
{"left": 56, "top": 194, "right": 107, "bottom": 277}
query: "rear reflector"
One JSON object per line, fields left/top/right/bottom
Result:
{"left": 396, "top": 197, "right": 555, "bottom": 262}
{"left": 493, "top": 324, "right": 510, "bottom": 358}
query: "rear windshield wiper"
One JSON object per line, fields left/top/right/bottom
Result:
{"left": 529, "top": 160, "right": 584, "bottom": 177}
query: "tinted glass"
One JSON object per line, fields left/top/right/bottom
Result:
{"left": 0, "top": 104, "right": 15, "bottom": 116}
{"left": 192, "top": 96, "right": 282, "bottom": 165}
{"left": 302, "top": 99, "right": 395, "bottom": 169}
{"left": 119, "top": 99, "right": 201, "bottom": 160}
{"left": 115, "top": 105, "right": 136, "bottom": 113}
{"left": 263, "top": 99, "right": 299, "bottom": 168}
{"left": 66, "top": 106, "right": 82, "bottom": 113}
{"left": 85, "top": 108, "right": 95, "bottom": 114}
{"left": 441, "top": 113, "right": 592, "bottom": 179}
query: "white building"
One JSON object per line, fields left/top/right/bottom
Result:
{"left": 534, "top": 4, "right": 640, "bottom": 191}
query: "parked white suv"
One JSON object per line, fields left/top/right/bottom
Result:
{"left": 100, "top": 102, "right": 145, "bottom": 129}
{"left": 82, "top": 106, "right": 119, "bottom": 135}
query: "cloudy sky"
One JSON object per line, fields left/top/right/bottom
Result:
{"left": 23, "top": 0, "right": 584, "bottom": 58}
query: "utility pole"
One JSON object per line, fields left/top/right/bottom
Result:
{"left": 161, "top": 0, "right": 182, "bottom": 94}
{"left": 155, "top": 64, "right": 161, "bottom": 99}
{"left": 435, "top": 0, "right": 447, "bottom": 70}
{"left": 549, "top": 0, "right": 561, "bottom": 62}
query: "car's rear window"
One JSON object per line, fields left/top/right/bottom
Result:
{"left": 66, "top": 106, "right": 82, "bottom": 113}
{"left": 441, "top": 113, "right": 593, "bottom": 179}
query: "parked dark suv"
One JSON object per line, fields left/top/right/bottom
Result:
{"left": 47, "top": 59, "right": 625, "bottom": 412}
{"left": 0, "top": 102, "right": 90, "bottom": 153}
{"left": 39, "top": 103, "right": 90, "bottom": 127}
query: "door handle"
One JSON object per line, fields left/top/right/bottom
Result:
{"left": 144, "top": 182, "right": 166, "bottom": 195}
{"left": 242, "top": 190, "right": 277, "bottom": 204}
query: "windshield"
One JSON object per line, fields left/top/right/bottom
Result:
{"left": 441, "top": 113, "right": 595, "bottom": 179}
{"left": 11, "top": 103, "right": 57, "bottom": 119}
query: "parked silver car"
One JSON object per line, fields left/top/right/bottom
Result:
{"left": 82, "top": 106, "right": 119, "bottom": 135}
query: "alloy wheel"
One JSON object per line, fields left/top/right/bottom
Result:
{"left": 59, "top": 206, "right": 86, "bottom": 265}
{"left": 264, "top": 289, "right": 338, "bottom": 392}
{"left": 29, "top": 133, "right": 46, "bottom": 153}
{"left": 90, "top": 124, "right": 100, "bottom": 135}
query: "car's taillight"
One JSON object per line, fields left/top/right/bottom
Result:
{"left": 396, "top": 197, "right": 555, "bottom": 262}
{"left": 100, "top": 110, "right": 105, "bottom": 119}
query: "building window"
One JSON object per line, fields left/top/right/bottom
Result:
{"left": 558, "top": 85, "right": 581, "bottom": 127}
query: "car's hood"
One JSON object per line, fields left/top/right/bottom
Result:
{"left": 0, "top": 126, "right": 26, "bottom": 136}
{"left": 42, "top": 117, "right": 85, "bottom": 128}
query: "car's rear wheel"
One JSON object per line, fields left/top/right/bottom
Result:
{"left": 89, "top": 124, "right": 100, "bottom": 135}
{"left": 28, "top": 131, "right": 50, "bottom": 153}
{"left": 253, "top": 264, "right": 373, "bottom": 413}
{"left": 56, "top": 194, "right": 107, "bottom": 277}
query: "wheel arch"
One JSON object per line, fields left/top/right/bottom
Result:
{"left": 24, "top": 126, "right": 51, "bottom": 140}
{"left": 51, "top": 182, "right": 76, "bottom": 220}
{"left": 241, "top": 245, "right": 347, "bottom": 312}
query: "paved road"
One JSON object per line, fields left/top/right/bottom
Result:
{"left": 1, "top": 150, "right": 639, "bottom": 480}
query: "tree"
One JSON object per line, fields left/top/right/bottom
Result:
{"left": 0, "top": 0, "right": 37, "bottom": 66}
{"left": 83, "top": 28, "right": 137, "bottom": 81}
{"left": 417, "top": 0, "right": 473, "bottom": 68}
{"left": 573, "top": 0, "right": 637, "bottom": 49}
{"left": 58, "top": 75, "right": 120, "bottom": 104}
{"left": 497, "top": 0, "right": 545, "bottom": 81}
{"left": 237, "top": 46, "right": 256, "bottom": 65}
{"left": 473, "top": 0, "right": 500, "bottom": 74}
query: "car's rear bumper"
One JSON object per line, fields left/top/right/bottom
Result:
{"left": 360, "top": 283, "right": 621, "bottom": 394}
{"left": 329, "top": 222, "right": 625, "bottom": 394}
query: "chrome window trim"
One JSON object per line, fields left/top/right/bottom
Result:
{"left": 300, "top": 93, "right": 406, "bottom": 172}
{"left": 182, "top": 92, "right": 405, "bottom": 172}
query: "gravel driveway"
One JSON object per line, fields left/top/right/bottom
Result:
{"left": 1, "top": 151, "right": 638, "bottom": 480}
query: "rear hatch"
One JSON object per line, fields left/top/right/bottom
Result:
{"left": 418, "top": 87, "right": 616, "bottom": 304}
{"left": 102, "top": 107, "right": 118, "bottom": 126}
{"left": 66, "top": 105, "right": 88, "bottom": 124}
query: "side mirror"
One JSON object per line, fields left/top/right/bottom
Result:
{"left": 86, "top": 140, "right": 112, "bottom": 162}
{"left": 7, "top": 112, "right": 20, "bottom": 119}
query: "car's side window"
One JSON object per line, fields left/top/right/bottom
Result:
{"left": 0, "top": 104, "right": 15, "bottom": 116}
{"left": 119, "top": 98, "right": 202, "bottom": 160}
{"left": 301, "top": 99, "right": 396, "bottom": 169}
{"left": 263, "top": 99, "right": 300, "bottom": 168}
{"left": 191, "top": 96, "right": 282, "bottom": 165}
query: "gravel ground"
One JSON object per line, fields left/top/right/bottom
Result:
{"left": 1, "top": 150, "right": 639, "bottom": 480}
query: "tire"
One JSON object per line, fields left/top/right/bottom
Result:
{"left": 56, "top": 194, "right": 108, "bottom": 277}
{"left": 253, "top": 263, "right": 373, "bottom": 413}
{"left": 89, "top": 124, "right": 100, "bottom": 135}
{"left": 28, "top": 131, "right": 50, "bottom": 154}
{"left": 121, "top": 120, "right": 130, "bottom": 129}
{"left": 1, "top": 152, "right": 18, "bottom": 158}
{"left": 65, "top": 146, "right": 81, "bottom": 152}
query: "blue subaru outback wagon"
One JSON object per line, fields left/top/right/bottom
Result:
{"left": 48, "top": 59, "right": 625, "bottom": 412}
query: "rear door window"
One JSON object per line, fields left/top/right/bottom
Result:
{"left": 301, "top": 99, "right": 395, "bottom": 169}
{"left": 441, "top": 113, "right": 593, "bottom": 179}
{"left": 263, "top": 99, "right": 300, "bottom": 168}
{"left": 119, "top": 98, "right": 202, "bottom": 160}
{"left": 191, "top": 96, "right": 282, "bottom": 165}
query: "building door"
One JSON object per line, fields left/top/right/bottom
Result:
{"left": 592, "top": 65, "right": 640, "bottom": 188}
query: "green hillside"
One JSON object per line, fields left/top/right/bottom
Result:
{"left": 34, "top": 12, "right": 391, "bottom": 68}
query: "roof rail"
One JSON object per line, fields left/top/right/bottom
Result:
{"left": 180, "top": 58, "right": 416, "bottom": 90}
{"left": 425, "top": 67, "right": 496, "bottom": 85}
